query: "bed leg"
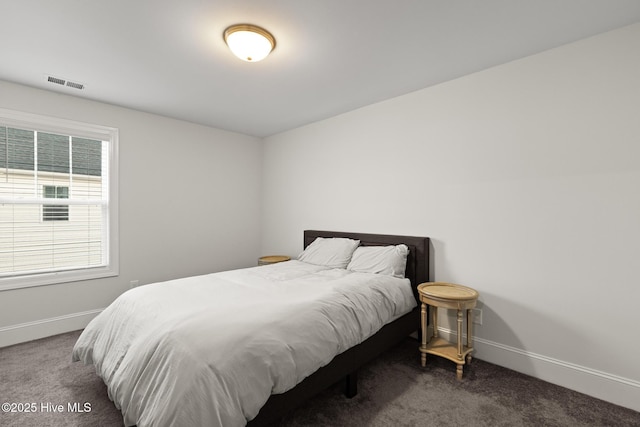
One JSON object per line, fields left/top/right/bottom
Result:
{"left": 345, "top": 371, "right": 358, "bottom": 398}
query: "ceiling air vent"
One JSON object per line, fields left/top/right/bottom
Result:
{"left": 45, "top": 74, "right": 85, "bottom": 90}
{"left": 47, "top": 75, "right": 66, "bottom": 86}
{"left": 65, "top": 80, "right": 85, "bottom": 90}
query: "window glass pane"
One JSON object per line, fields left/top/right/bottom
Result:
{"left": 0, "top": 126, "right": 4, "bottom": 167}
{"left": 56, "top": 186, "right": 68, "bottom": 198}
{"left": 72, "top": 137, "right": 102, "bottom": 177}
{"left": 37, "top": 132, "right": 69, "bottom": 174}
{"left": 43, "top": 185, "right": 56, "bottom": 198}
{"left": 0, "top": 127, "right": 35, "bottom": 171}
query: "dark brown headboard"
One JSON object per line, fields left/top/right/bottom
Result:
{"left": 303, "top": 230, "right": 430, "bottom": 302}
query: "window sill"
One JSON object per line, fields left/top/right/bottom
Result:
{"left": 0, "top": 265, "right": 119, "bottom": 292}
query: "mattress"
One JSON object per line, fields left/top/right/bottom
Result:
{"left": 72, "top": 260, "right": 417, "bottom": 426}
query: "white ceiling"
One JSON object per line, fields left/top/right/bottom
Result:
{"left": 1, "top": 1, "right": 640, "bottom": 138}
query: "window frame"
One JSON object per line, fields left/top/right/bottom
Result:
{"left": 0, "top": 108, "right": 119, "bottom": 291}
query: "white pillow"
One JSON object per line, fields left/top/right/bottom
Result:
{"left": 346, "top": 244, "right": 409, "bottom": 278}
{"left": 298, "top": 237, "right": 360, "bottom": 269}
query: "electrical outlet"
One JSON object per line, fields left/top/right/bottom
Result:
{"left": 472, "top": 308, "right": 482, "bottom": 325}
{"left": 129, "top": 280, "right": 139, "bottom": 288}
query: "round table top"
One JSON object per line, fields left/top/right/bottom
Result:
{"left": 418, "top": 282, "right": 479, "bottom": 301}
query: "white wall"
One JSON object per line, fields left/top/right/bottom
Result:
{"left": 261, "top": 23, "right": 640, "bottom": 411}
{"left": 0, "top": 80, "right": 263, "bottom": 346}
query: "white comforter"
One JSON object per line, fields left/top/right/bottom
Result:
{"left": 72, "top": 260, "right": 417, "bottom": 427}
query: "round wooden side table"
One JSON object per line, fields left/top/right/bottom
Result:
{"left": 258, "top": 255, "right": 291, "bottom": 266}
{"left": 418, "top": 282, "right": 479, "bottom": 380}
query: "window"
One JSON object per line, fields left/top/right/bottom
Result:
{"left": 43, "top": 186, "right": 69, "bottom": 221}
{"left": 0, "top": 108, "right": 119, "bottom": 290}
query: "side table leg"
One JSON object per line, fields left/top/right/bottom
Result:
{"left": 456, "top": 309, "right": 463, "bottom": 360}
{"left": 432, "top": 306, "right": 438, "bottom": 338}
{"left": 420, "top": 302, "right": 427, "bottom": 367}
{"left": 456, "top": 364, "right": 463, "bottom": 380}
{"left": 467, "top": 308, "right": 474, "bottom": 364}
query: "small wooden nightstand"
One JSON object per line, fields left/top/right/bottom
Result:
{"left": 258, "top": 255, "right": 291, "bottom": 266}
{"left": 418, "top": 282, "right": 479, "bottom": 380}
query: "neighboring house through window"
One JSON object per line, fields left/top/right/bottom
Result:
{"left": 43, "top": 185, "right": 69, "bottom": 221}
{"left": 0, "top": 109, "right": 119, "bottom": 290}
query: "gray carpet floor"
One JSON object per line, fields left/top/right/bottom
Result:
{"left": 1, "top": 330, "right": 639, "bottom": 427}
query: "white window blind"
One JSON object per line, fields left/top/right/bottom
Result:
{"left": 0, "top": 109, "right": 118, "bottom": 290}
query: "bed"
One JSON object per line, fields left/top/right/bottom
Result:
{"left": 73, "top": 230, "right": 430, "bottom": 426}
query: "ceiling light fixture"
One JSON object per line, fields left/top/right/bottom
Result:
{"left": 223, "top": 24, "right": 275, "bottom": 62}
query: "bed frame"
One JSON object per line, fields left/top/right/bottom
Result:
{"left": 248, "top": 230, "right": 430, "bottom": 426}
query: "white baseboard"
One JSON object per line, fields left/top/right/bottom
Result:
{"left": 0, "top": 309, "right": 103, "bottom": 348}
{"left": 436, "top": 327, "right": 640, "bottom": 413}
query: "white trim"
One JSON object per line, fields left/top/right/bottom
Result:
{"left": 0, "top": 308, "right": 103, "bottom": 348}
{"left": 0, "top": 197, "right": 107, "bottom": 205}
{"left": 0, "top": 108, "right": 115, "bottom": 141}
{"left": 436, "top": 327, "right": 640, "bottom": 412}
{"left": 1, "top": 268, "right": 119, "bottom": 291}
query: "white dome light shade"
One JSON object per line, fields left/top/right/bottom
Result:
{"left": 224, "top": 24, "right": 275, "bottom": 62}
